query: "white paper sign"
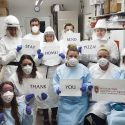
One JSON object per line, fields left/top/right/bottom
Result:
{"left": 64, "top": 33, "right": 80, "bottom": 46}
{"left": 60, "top": 79, "right": 82, "bottom": 96}
{"left": 92, "top": 79, "right": 125, "bottom": 103}
{"left": 22, "top": 39, "right": 40, "bottom": 56}
{"left": 42, "top": 42, "right": 61, "bottom": 66}
{"left": 23, "top": 78, "right": 50, "bottom": 97}
{"left": 81, "top": 40, "right": 98, "bottom": 54}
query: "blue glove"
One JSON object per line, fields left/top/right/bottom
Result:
{"left": 25, "top": 93, "right": 35, "bottom": 103}
{"left": 111, "top": 103, "right": 124, "bottom": 111}
{"left": 80, "top": 86, "right": 86, "bottom": 92}
{"left": 41, "top": 93, "right": 48, "bottom": 100}
{"left": 38, "top": 53, "right": 44, "bottom": 59}
{"left": 37, "top": 49, "right": 41, "bottom": 54}
{"left": 26, "top": 104, "right": 32, "bottom": 115}
{"left": 0, "top": 113, "right": 5, "bottom": 124}
{"left": 88, "top": 85, "right": 93, "bottom": 91}
{"left": 56, "top": 88, "right": 61, "bottom": 95}
{"left": 16, "top": 45, "right": 22, "bottom": 52}
{"left": 78, "top": 47, "right": 82, "bottom": 53}
{"left": 59, "top": 53, "right": 65, "bottom": 59}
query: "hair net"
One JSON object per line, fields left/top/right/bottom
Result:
{"left": 44, "top": 26, "right": 57, "bottom": 42}
{"left": 94, "top": 19, "right": 107, "bottom": 29}
{"left": 44, "top": 26, "right": 55, "bottom": 35}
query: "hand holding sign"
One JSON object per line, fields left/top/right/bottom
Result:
{"left": 59, "top": 53, "right": 65, "bottom": 59}
{"left": 16, "top": 45, "right": 22, "bottom": 52}
{"left": 56, "top": 88, "right": 61, "bottom": 95}
{"left": 25, "top": 93, "right": 35, "bottom": 104}
{"left": 41, "top": 93, "right": 48, "bottom": 100}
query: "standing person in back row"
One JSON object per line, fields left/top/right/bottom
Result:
{"left": 36, "top": 26, "right": 65, "bottom": 125}
{"left": 23, "top": 18, "right": 44, "bottom": 50}
{"left": 0, "top": 15, "right": 22, "bottom": 81}
{"left": 79, "top": 19, "right": 120, "bottom": 67}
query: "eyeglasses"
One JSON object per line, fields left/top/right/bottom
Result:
{"left": 21, "top": 63, "right": 33, "bottom": 67}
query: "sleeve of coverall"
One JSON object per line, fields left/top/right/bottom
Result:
{"left": 52, "top": 68, "right": 60, "bottom": 93}
{"left": 18, "top": 101, "right": 33, "bottom": 125}
{"left": 0, "top": 40, "right": 16, "bottom": 65}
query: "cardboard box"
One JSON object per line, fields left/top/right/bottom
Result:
{"left": 104, "top": 0, "right": 110, "bottom": 14}
{"left": 0, "top": 8, "right": 8, "bottom": 16}
{"left": 110, "top": 0, "right": 121, "bottom": 13}
{"left": 0, "top": 0, "right": 8, "bottom": 8}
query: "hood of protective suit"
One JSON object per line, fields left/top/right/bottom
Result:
{"left": 44, "top": 26, "right": 57, "bottom": 42}
{"left": 4, "top": 15, "right": 22, "bottom": 37}
{"left": 94, "top": 19, "right": 107, "bottom": 29}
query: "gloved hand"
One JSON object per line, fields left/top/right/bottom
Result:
{"left": 78, "top": 47, "right": 82, "bottom": 53}
{"left": 111, "top": 103, "right": 124, "bottom": 111}
{"left": 0, "top": 112, "right": 5, "bottom": 124}
{"left": 38, "top": 53, "right": 44, "bottom": 59}
{"left": 16, "top": 45, "right": 22, "bottom": 52}
{"left": 25, "top": 93, "right": 35, "bottom": 103}
{"left": 26, "top": 104, "right": 32, "bottom": 115}
{"left": 88, "top": 85, "right": 93, "bottom": 91}
{"left": 37, "top": 49, "right": 41, "bottom": 54}
{"left": 41, "top": 93, "right": 48, "bottom": 100}
{"left": 56, "top": 88, "right": 61, "bottom": 95}
{"left": 59, "top": 53, "right": 65, "bottom": 59}
{"left": 80, "top": 86, "right": 86, "bottom": 92}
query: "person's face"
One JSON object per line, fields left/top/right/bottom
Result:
{"left": 21, "top": 59, "right": 33, "bottom": 67}
{"left": 65, "top": 26, "right": 74, "bottom": 33}
{"left": 95, "top": 28, "right": 106, "bottom": 38}
{"left": 30, "top": 21, "right": 40, "bottom": 28}
{"left": 67, "top": 50, "right": 79, "bottom": 59}
{"left": 1, "top": 84, "right": 13, "bottom": 94}
{"left": 45, "top": 34, "right": 54, "bottom": 42}
{"left": 7, "top": 27, "right": 17, "bottom": 37}
{"left": 97, "top": 50, "right": 109, "bottom": 60}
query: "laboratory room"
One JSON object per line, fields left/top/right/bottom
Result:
{"left": 0, "top": 0, "right": 125, "bottom": 125}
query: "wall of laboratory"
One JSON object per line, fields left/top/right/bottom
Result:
{"left": 8, "top": 0, "right": 80, "bottom": 37}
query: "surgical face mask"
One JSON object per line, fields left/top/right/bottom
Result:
{"left": 66, "top": 30, "right": 73, "bottom": 34}
{"left": 66, "top": 57, "right": 78, "bottom": 67}
{"left": 1, "top": 91, "right": 14, "bottom": 103}
{"left": 31, "top": 26, "right": 39, "bottom": 33}
{"left": 98, "top": 58, "right": 109, "bottom": 67}
{"left": 22, "top": 65, "right": 33, "bottom": 75}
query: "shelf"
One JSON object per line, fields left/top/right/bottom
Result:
{"left": 93, "top": 12, "right": 125, "bottom": 19}
{"left": 107, "top": 28, "right": 125, "bottom": 30}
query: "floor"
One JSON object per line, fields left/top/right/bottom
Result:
{"left": 36, "top": 111, "right": 43, "bottom": 125}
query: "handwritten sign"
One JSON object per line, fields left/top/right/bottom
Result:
{"left": 23, "top": 78, "right": 50, "bottom": 96}
{"left": 64, "top": 33, "right": 80, "bottom": 46}
{"left": 22, "top": 39, "right": 40, "bottom": 56}
{"left": 92, "top": 79, "right": 125, "bottom": 103}
{"left": 60, "top": 79, "right": 82, "bottom": 96}
{"left": 81, "top": 40, "right": 98, "bottom": 54}
{"left": 42, "top": 42, "right": 61, "bottom": 66}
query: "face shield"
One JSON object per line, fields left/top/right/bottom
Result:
{"left": 4, "top": 15, "right": 22, "bottom": 38}
{"left": 44, "top": 26, "right": 57, "bottom": 42}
